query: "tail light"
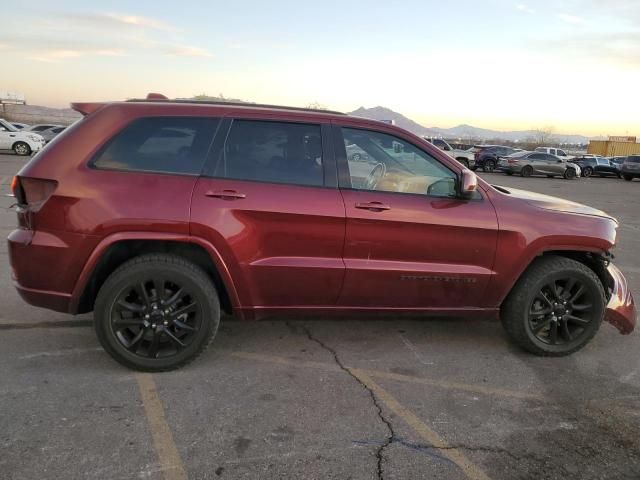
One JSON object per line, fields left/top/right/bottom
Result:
{"left": 507, "top": 158, "right": 520, "bottom": 164}
{"left": 12, "top": 176, "right": 57, "bottom": 212}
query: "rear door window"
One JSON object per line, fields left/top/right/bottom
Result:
{"left": 93, "top": 117, "right": 219, "bottom": 175}
{"left": 217, "top": 120, "right": 324, "bottom": 187}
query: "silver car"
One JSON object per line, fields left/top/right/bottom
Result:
{"left": 499, "top": 151, "right": 580, "bottom": 179}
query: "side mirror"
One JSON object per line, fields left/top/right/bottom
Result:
{"left": 460, "top": 169, "right": 477, "bottom": 198}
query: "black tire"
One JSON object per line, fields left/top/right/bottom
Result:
{"left": 623, "top": 174, "right": 633, "bottom": 181}
{"left": 457, "top": 158, "right": 470, "bottom": 169}
{"left": 521, "top": 165, "right": 533, "bottom": 177}
{"left": 483, "top": 159, "right": 496, "bottom": 173}
{"left": 564, "top": 168, "right": 577, "bottom": 180}
{"left": 501, "top": 256, "right": 605, "bottom": 356}
{"left": 583, "top": 166, "right": 593, "bottom": 177}
{"left": 505, "top": 171, "right": 514, "bottom": 176}
{"left": 94, "top": 254, "right": 220, "bottom": 371}
{"left": 13, "top": 141, "right": 31, "bottom": 156}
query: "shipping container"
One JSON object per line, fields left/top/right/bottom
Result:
{"left": 587, "top": 140, "right": 640, "bottom": 157}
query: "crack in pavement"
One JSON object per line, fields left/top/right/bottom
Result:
{"left": 286, "top": 321, "right": 394, "bottom": 480}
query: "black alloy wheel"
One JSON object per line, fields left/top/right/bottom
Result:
{"left": 501, "top": 256, "right": 604, "bottom": 356}
{"left": 528, "top": 277, "right": 597, "bottom": 348}
{"left": 521, "top": 165, "right": 533, "bottom": 177}
{"left": 110, "top": 277, "right": 201, "bottom": 359}
{"left": 583, "top": 166, "right": 593, "bottom": 177}
{"left": 95, "top": 254, "right": 220, "bottom": 371}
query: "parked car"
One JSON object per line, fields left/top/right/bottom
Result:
{"left": 8, "top": 94, "right": 636, "bottom": 371}
{"left": 27, "top": 123, "right": 63, "bottom": 134}
{"left": 473, "top": 145, "right": 519, "bottom": 172}
{"left": 499, "top": 152, "right": 580, "bottom": 179}
{"left": 621, "top": 155, "right": 640, "bottom": 181}
{"left": 11, "top": 122, "right": 30, "bottom": 130}
{"left": 571, "top": 156, "right": 621, "bottom": 178}
{"left": 424, "top": 138, "right": 475, "bottom": 169}
{"left": 39, "top": 126, "right": 66, "bottom": 143}
{"left": 346, "top": 143, "right": 369, "bottom": 162}
{"left": 534, "top": 147, "right": 574, "bottom": 161}
{"left": 0, "top": 118, "right": 45, "bottom": 155}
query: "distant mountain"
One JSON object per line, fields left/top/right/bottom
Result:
{"left": 349, "top": 106, "right": 440, "bottom": 137}
{"left": 348, "top": 106, "right": 593, "bottom": 144}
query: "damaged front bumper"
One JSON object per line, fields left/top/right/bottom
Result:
{"left": 604, "top": 263, "right": 636, "bottom": 334}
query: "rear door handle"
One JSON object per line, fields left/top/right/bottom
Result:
{"left": 205, "top": 189, "right": 246, "bottom": 200}
{"left": 355, "top": 201, "right": 391, "bottom": 211}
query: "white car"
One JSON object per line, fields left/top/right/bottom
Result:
{"left": 534, "top": 147, "right": 574, "bottom": 161}
{"left": 0, "top": 118, "right": 46, "bottom": 155}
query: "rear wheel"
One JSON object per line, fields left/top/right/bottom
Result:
{"left": 623, "top": 174, "right": 634, "bottom": 181}
{"left": 501, "top": 256, "right": 604, "bottom": 356}
{"left": 583, "top": 166, "right": 593, "bottom": 177}
{"left": 94, "top": 254, "right": 220, "bottom": 371}
{"left": 483, "top": 159, "right": 496, "bottom": 173}
{"left": 13, "top": 142, "right": 31, "bottom": 156}
{"left": 564, "top": 168, "right": 577, "bottom": 180}
{"left": 457, "top": 158, "right": 469, "bottom": 169}
{"left": 521, "top": 165, "right": 533, "bottom": 177}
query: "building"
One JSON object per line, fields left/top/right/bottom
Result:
{"left": 587, "top": 136, "right": 640, "bottom": 157}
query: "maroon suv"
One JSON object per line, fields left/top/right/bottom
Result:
{"left": 8, "top": 95, "right": 636, "bottom": 371}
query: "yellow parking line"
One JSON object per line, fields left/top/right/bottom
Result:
{"left": 136, "top": 373, "right": 188, "bottom": 480}
{"left": 230, "top": 351, "right": 542, "bottom": 401}
{"left": 231, "top": 351, "right": 492, "bottom": 480}
{"left": 351, "top": 369, "right": 492, "bottom": 480}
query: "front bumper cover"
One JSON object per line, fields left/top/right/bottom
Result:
{"left": 604, "top": 263, "right": 636, "bottom": 334}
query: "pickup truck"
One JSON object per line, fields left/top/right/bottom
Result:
{"left": 424, "top": 138, "right": 475, "bottom": 169}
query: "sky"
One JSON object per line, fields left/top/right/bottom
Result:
{"left": 1, "top": 0, "right": 639, "bottom": 136}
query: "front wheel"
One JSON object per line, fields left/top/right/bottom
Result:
{"left": 94, "top": 254, "right": 220, "bottom": 371}
{"left": 13, "top": 141, "right": 31, "bottom": 156}
{"left": 483, "top": 159, "right": 496, "bottom": 173}
{"left": 582, "top": 166, "right": 593, "bottom": 177}
{"left": 501, "top": 256, "right": 604, "bottom": 356}
{"left": 564, "top": 168, "right": 577, "bottom": 180}
{"left": 623, "top": 174, "right": 634, "bottom": 181}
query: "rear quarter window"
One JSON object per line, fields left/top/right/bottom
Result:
{"left": 92, "top": 117, "right": 219, "bottom": 175}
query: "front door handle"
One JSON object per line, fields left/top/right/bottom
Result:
{"left": 205, "top": 190, "right": 247, "bottom": 200}
{"left": 355, "top": 201, "right": 391, "bottom": 211}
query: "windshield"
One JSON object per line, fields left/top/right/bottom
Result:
{"left": 0, "top": 119, "right": 18, "bottom": 132}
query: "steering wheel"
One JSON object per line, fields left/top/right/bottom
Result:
{"left": 366, "top": 163, "right": 386, "bottom": 190}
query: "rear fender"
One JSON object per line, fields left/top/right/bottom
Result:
{"left": 69, "top": 232, "right": 241, "bottom": 315}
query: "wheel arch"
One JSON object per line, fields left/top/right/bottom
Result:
{"left": 71, "top": 233, "right": 240, "bottom": 316}
{"left": 501, "top": 249, "right": 612, "bottom": 307}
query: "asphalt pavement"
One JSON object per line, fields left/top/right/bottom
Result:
{"left": 1, "top": 152, "right": 639, "bottom": 480}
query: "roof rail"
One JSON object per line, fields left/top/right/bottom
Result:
{"left": 125, "top": 95, "right": 345, "bottom": 115}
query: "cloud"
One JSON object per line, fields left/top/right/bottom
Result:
{"left": 62, "top": 12, "right": 179, "bottom": 32}
{"left": 557, "top": 13, "right": 586, "bottom": 24}
{"left": 104, "top": 13, "right": 178, "bottom": 32}
{"left": 0, "top": 10, "right": 213, "bottom": 63}
{"left": 165, "top": 45, "right": 213, "bottom": 58}
{"left": 29, "top": 48, "right": 127, "bottom": 63}
{"left": 516, "top": 4, "right": 535, "bottom": 14}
